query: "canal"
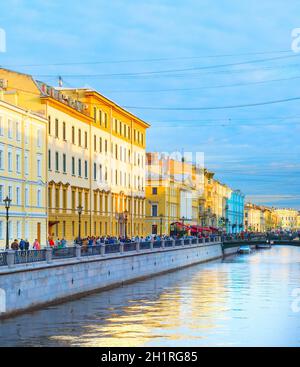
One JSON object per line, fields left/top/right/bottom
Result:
{"left": 0, "top": 245, "right": 300, "bottom": 347}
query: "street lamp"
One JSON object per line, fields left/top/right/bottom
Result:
{"left": 4, "top": 196, "right": 12, "bottom": 250}
{"left": 159, "top": 213, "right": 163, "bottom": 237}
{"left": 77, "top": 205, "right": 83, "bottom": 243}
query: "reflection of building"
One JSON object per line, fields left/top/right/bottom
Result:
{"left": 0, "top": 98, "right": 47, "bottom": 248}
{"left": 274, "top": 208, "right": 299, "bottom": 230}
{"left": 0, "top": 68, "right": 150, "bottom": 241}
{"left": 226, "top": 190, "right": 245, "bottom": 233}
{"left": 145, "top": 153, "right": 203, "bottom": 235}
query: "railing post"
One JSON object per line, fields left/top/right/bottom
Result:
{"left": 189, "top": 239, "right": 192, "bottom": 245}
{"left": 161, "top": 240, "right": 165, "bottom": 249}
{"left": 100, "top": 244, "right": 106, "bottom": 256}
{"left": 136, "top": 241, "right": 140, "bottom": 252}
{"left": 88, "top": 246, "right": 93, "bottom": 255}
{"left": 6, "top": 250, "right": 15, "bottom": 268}
{"left": 172, "top": 239, "right": 176, "bottom": 247}
{"left": 45, "top": 247, "right": 53, "bottom": 264}
{"left": 202, "top": 238, "right": 205, "bottom": 244}
{"left": 150, "top": 240, "right": 154, "bottom": 250}
{"left": 120, "top": 243, "right": 124, "bottom": 253}
{"left": 75, "top": 245, "right": 81, "bottom": 260}
{"left": 180, "top": 238, "right": 184, "bottom": 246}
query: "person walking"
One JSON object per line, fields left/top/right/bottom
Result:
{"left": 19, "top": 238, "right": 26, "bottom": 251}
{"left": 33, "top": 239, "right": 41, "bottom": 250}
{"left": 24, "top": 239, "right": 29, "bottom": 251}
{"left": 11, "top": 239, "right": 19, "bottom": 251}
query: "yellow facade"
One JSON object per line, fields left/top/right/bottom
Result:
{"left": 145, "top": 153, "right": 203, "bottom": 235}
{"left": 0, "top": 68, "right": 149, "bottom": 242}
{"left": 199, "top": 169, "right": 231, "bottom": 228}
{"left": 0, "top": 98, "right": 47, "bottom": 248}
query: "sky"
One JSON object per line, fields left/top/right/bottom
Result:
{"left": 0, "top": 0, "right": 300, "bottom": 209}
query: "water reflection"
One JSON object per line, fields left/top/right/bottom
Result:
{"left": 0, "top": 246, "right": 300, "bottom": 346}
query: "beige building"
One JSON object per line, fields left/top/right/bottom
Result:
{"left": 0, "top": 97, "right": 47, "bottom": 248}
{"left": 274, "top": 208, "right": 299, "bottom": 230}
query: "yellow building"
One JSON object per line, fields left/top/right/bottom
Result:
{"left": 0, "top": 68, "right": 150, "bottom": 241}
{"left": 297, "top": 214, "right": 300, "bottom": 230}
{"left": 199, "top": 169, "right": 232, "bottom": 229}
{"left": 0, "top": 97, "right": 47, "bottom": 248}
{"left": 274, "top": 208, "right": 299, "bottom": 230}
{"left": 145, "top": 153, "right": 203, "bottom": 235}
{"left": 244, "top": 203, "right": 265, "bottom": 232}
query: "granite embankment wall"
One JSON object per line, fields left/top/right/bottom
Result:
{"left": 0, "top": 241, "right": 222, "bottom": 318}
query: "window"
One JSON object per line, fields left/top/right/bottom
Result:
{"left": 37, "top": 156, "right": 42, "bottom": 177}
{"left": 55, "top": 118, "right": 59, "bottom": 138}
{"left": 99, "top": 164, "right": 102, "bottom": 182}
{"left": 16, "top": 187, "right": 20, "bottom": 205}
{"left": 85, "top": 131, "right": 88, "bottom": 148}
{"left": 48, "top": 116, "right": 51, "bottom": 135}
{"left": 8, "top": 186, "right": 12, "bottom": 200}
{"left": 25, "top": 187, "right": 29, "bottom": 206}
{"left": 37, "top": 189, "right": 41, "bottom": 207}
{"left": 99, "top": 137, "right": 102, "bottom": 152}
{"left": 78, "top": 158, "right": 82, "bottom": 176}
{"left": 0, "top": 184, "right": 4, "bottom": 202}
{"left": 152, "top": 187, "right": 157, "bottom": 195}
{"left": 16, "top": 153, "right": 21, "bottom": 173}
{"left": 94, "top": 135, "right": 97, "bottom": 152}
{"left": 72, "top": 126, "right": 75, "bottom": 144}
{"left": 104, "top": 113, "right": 107, "bottom": 128}
{"left": 16, "top": 121, "right": 21, "bottom": 141}
{"left": 48, "top": 150, "right": 51, "bottom": 170}
{"left": 94, "top": 107, "right": 97, "bottom": 122}
{"left": 99, "top": 110, "right": 102, "bottom": 125}
{"left": 8, "top": 119, "right": 13, "bottom": 139}
{"left": 72, "top": 157, "right": 75, "bottom": 175}
{"left": 78, "top": 129, "right": 82, "bottom": 146}
{"left": 94, "top": 163, "right": 97, "bottom": 180}
{"left": 151, "top": 204, "right": 158, "bottom": 217}
{"left": 55, "top": 152, "right": 59, "bottom": 171}
{"left": 8, "top": 151, "right": 12, "bottom": 171}
{"left": 63, "top": 122, "right": 66, "bottom": 140}
{"left": 84, "top": 160, "right": 88, "bottom": 178}
{"left": 105, "top": 139, "right": 108, "bottom": 153}
{"left": 62, "top": 154, "right": 67, "bottom": 173}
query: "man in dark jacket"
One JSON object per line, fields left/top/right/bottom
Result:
{"left": 11, "top": 239, "right": 19, "bottom": 251}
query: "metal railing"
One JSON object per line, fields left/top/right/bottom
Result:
{"left": 140, "top": 241, "right": 151, "bottom": 250}
{"left": 52, "top": 247, "right": 77, "bottom": 259}
{"left": 0, "top": 252, "right": 7, "bottom": 267}
{"left": 14, "top": 250, "right": 46, "bottom": 264}
{"left": 105, "top": 243, "right": 120, "bottom": 254}
{"left": 0, "top": 237, "right": 222, "bottom": 269}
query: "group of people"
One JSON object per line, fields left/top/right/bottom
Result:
{"left": 10, "top": 238, "right": 41, "bottom": 251}
{"left": 47, "top": 237, "right": 67, "bottom": 248}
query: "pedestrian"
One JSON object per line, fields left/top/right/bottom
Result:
{"left": 33, "top": 239, "right": 41, "bottom": 250}
{"left": 24, "top": 239, "right": 29, "bottom": 251}
{"left": 19, "top": 238, "right": 26, "bottom": 251}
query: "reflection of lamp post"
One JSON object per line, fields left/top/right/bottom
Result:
{"left": 4, "top": 196, "right": 12, "bottom": 250}
{"left": 159, "top": 214, "right": 163, "bottom": 237}
{"left": 77, "top": 205, "right": 83, "bottom": 242}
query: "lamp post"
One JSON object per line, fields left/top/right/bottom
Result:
{"left": 4, "top": 196, "right": 12, "bottom": 250}
{"left": 159, "top": 213, "right": 163, "bottom": 237}
{"left": 77, "top": 205, "right": 83, "bottom": 243}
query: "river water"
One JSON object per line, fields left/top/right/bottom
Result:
{"left": 0, "top": 245, "right": 300, "bottom": 347}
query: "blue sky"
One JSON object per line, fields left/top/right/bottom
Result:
{"left": 0, "top": 0, "right": 300, "bottom": 208}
